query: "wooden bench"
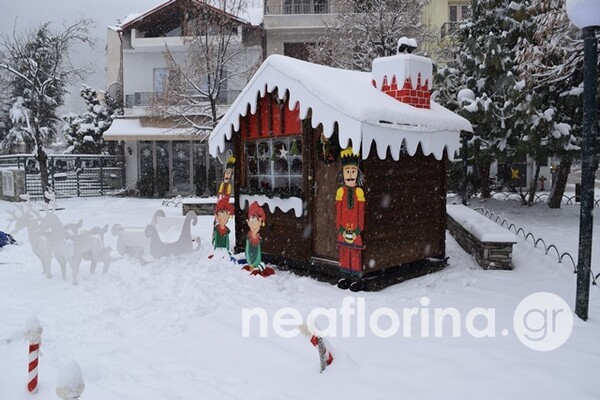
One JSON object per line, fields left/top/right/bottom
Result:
{"left": 181, "top": 198, "right": 218, "bottom": 216}
{"left": 446, "top": 205, "right": 518, "bottom": 270}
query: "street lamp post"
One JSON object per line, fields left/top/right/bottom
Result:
{"left": 566, "top": 0, "right": 600, "bottom": 321}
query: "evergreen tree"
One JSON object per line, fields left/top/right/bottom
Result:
{"left": 63, "top": 84, "right": 121, "bottom": 154}
{"left": 436, "top": 0, "right": 531, "bottom": 198}
{"left": 0, "top": 20, "right": 92, "bottom": 198}
{"left": 515, "top": 0, "right": 592, "bottom": 208}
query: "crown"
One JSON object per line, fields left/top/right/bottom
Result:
{"left": 341, "top": 147, "right": 360, "bottom": 166}
{"left": 226, "top": 156, "right": 236, "bottom": 169}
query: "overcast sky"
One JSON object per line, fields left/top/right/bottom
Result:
{"left": 1, "top": 0, "right": 165, "bottom": 112}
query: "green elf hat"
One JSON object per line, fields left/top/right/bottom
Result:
{"left": 340, "top": 147, "right": 360, "bottom": 167}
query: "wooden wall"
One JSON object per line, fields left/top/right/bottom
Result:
{"left": 361, "top": 143, "right": 447, "bottom": 273}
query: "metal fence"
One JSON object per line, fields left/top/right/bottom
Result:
{"left": 0, "top": 154, "right": 125, "bottom": 199}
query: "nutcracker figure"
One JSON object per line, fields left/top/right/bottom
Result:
{"left": 336, "top": 147, "right": 365, "bottom": 290}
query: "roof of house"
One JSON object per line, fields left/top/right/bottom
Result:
{"left": 103, "top": 117, "right": 209, "bottom": 141}
{"left": 118, "top": 0, "right": 256, "bottom": 31}
{"left": 209, "top": 55, "right": 473, "bottom": 161}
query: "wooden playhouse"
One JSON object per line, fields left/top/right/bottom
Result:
{"left": 209, "top": 46, "right": 472, "bottom": 289}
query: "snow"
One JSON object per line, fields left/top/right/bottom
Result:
{"left": 56, "top": 360, "right": 85, "bottom": 399}
{"left": 103, "top": 118, "right": 207, "bottom": 141}
{"left": 0, "top": 197, "right": 599, "bottom": 399}
{"left": 209, "top": 55, "right": 472, "bottom": 162}
{"left": 239, "top": 194, "right": 303, "bottom": 218}
{"left": 447, "top": 204, "right": 518, "bottom": 243}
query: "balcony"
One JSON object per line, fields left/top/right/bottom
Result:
{"left": 265, "top": 3, "right": 334, "bottom": 15}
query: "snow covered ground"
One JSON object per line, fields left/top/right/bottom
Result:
{"left": 0, "top": 197, "right": 599, "bottom": 399}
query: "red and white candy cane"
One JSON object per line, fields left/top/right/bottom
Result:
{"left": 298, "top": 324, "right": 334, "bottom": 373}
{"left": 24, "top": 316, "right": 43, "bottom": 394}
{"left": 310, "top": 334, "right": 334, "bottom": 372}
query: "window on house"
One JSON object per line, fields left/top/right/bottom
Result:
{"left": 154, "top": 68, "right": 170, "bottom": 92}
{"left": 245, "top": 136, "right": 303, "bottom": 195}
{"left": 449, "top": 4, "right": 469, "bottom": 22}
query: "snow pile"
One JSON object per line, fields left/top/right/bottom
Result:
{"left": 447, "top": 204, "right": 518, "bottom": 242}
{"left": 56, "top": 360, "right": 85, "bottom": 400}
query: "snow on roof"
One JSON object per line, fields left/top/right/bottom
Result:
{"left": 209, "top": 55, "right": 473, "bottom": 161}
{"left": 103, "top": 118, "right": 208, "bottom": 141}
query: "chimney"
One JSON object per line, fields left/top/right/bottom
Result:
{"left": 371, "top": 37, "right": 432, "bottom": 109}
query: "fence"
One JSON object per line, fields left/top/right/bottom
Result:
{"left": 489, "top": 191, "right": 600, "bottom": 207}
{"left": 473, "top": 207, "right": 599, "bottom": 286}
{"left": 0, "top": 154, "right": 125, "bottom": 200}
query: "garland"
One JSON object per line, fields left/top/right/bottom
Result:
{"left": 318, "top": 132, "right": 339, "bottom": 164}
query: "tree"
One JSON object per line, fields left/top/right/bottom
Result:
{"left": 308, "top": 0, "right": 435, "bottom": 71}
{"left": 151, "top": 0, "right": 260, "bottom": 131}
{"left": 0, "top": 20, "right": 93, "bottom": 199}
{"left": 515, "top": 0, "right": 591, "bottom": 208}
{"left": 436, "top": 0, "right": 531, "bottom": 198}
{"left": 62, "top": 84, "right": 122, "bottom": 154}
{"left": 149, "top": 0, "right": 260, "bottom": 195}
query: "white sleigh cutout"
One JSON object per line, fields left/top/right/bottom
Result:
{"left": 111, "top": 210, "right": 201, "bottom": 262}
{"left": 145, "top": 210, "right": 201, "bottom": 259}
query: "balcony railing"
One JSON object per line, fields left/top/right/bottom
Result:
{"left": 125, "top": 90, "right": 241, "bottom": 108}
{"left": 265, "top": 3, "right": 334, "bottom": 15}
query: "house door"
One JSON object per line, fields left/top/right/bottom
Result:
{"left": 311, "top": 131, "right": 340, "bottom": 263}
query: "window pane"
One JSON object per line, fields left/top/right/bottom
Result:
{"left": 154, "top": 68, "right": 169, "bottom": 91}
{"left": 273, "top": 158, "right": 289, "bottom": 175}
{"left": 449, "top": 5, "right": 458, "bottom": 22}
{"left": 274, "top": 176, "right": 289, "bottom": 189}
{"left": 259, "top": 176, "right": 272, "bottom": 191}
{"left": 173, "top": 141, "right": 191, "bottom": 193}
{"left": 291, "top": 157, "right": 302, "bottom": 174}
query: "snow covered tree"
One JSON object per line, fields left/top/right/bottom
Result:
{"left": 436, "top": 0, "right": 531, "bottom": 198}
{"left": 150, "top": 0, "right": 260, "bottom": 131}
{"left": 308, "top": 0, "right": 435, "bottom": 71}
{"left": 62, "top": 84, "right": 121, "bottom": 154}
{"left": 515, "top": 0, "right": 593, "bottom": 208}
{"left": 0, "top": 20, "right": 93, "bottom": 198}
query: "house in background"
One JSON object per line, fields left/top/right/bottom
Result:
{"left": 262, "top": 0, "right": 470, "bottom": 61}
{"left": 104, "top": 0, "right": 262, "bottom": 197}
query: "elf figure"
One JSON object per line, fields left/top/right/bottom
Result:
{"left": 217, "top": 156, "right": 236, "bottom": 201}
{"left": 243, "top": 201, "right": 274, "bottom": 277}
{"left": 212, "top": 197, "right": 234, "bottom": 252}
{"left": 336, "top": 147, "right": 365, "bottom": 290}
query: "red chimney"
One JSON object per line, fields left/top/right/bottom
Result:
{"left": 371, "top": 38, "right": 432, "bottom": 109}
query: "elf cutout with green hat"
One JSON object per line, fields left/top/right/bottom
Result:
{"left": 336, "top": 147, "right": 365, "bottom": 290}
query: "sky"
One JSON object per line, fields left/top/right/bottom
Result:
{"left": 0, "top": 0, "right": 165, "bottom": 112}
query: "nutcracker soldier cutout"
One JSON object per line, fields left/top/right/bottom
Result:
{"left": 336, "top": 147, "right": 365, "bottom": 291}
{"left": 217, "top": 156, "right": 236, "bottom": 201}
{"left": 243, "top": 201, "right": 275, "bottom": 277}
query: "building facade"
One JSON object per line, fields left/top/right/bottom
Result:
{"left": 104, "top": 0, "right": 262, "bottom": 197}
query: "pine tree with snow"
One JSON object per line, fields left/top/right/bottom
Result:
{"left": 63, "top": 84, "right": 121, "bottom": 154}
{"left": 436, "top": 0, "right": 532, "bottom": 198}
{"left": 515, "top": 0, "right": 596, "bottom": 208}
{"left": 0, "top": 20, "right": 92, "bottom": 199}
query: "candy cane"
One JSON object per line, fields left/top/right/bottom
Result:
{"left": 24, "top": 316, "right": 43, "bottom": 394}
{"left": 299, "top": 324, "right": 334, "bottom": 373}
